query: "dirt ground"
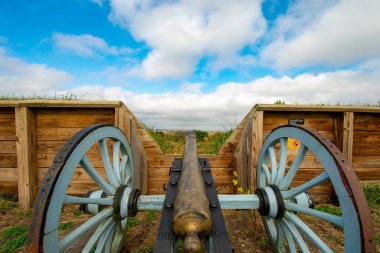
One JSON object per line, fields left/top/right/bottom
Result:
{"left": 1, "top": 199, "right": 378, "bottom": 252}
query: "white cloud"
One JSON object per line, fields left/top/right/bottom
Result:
{"left": 89, "top": 0, "right": 104, "bottom": 7}
{"left": 109, "top": 0, "right": 266, "bottom": 79}
{"left": 261, "top": 0, "right": 380, "bottom": 69}
{"left": 52, "top": 33, "right": 134, "bottom": 58}
{"left": 64, "top": 67, "right": 380, "bottom": 130}
{"left": 0, "top": 48, "right": 71, "bottom": 94}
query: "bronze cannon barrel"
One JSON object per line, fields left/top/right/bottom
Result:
{"left": 173, "top": 132, "right": 212, "bottom": 252}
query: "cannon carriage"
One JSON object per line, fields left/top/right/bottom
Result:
{"left": 28, "top": 123, "right": 376, "bottom": 252}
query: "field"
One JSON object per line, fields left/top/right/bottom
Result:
{"left": 0, "top": 130, "right": 379, "bottom": 252}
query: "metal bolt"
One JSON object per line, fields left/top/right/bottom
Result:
{"left": 210, "top": 202, "right": 217, "bottom": 208}
{"left": 165, "top": 201, "right": 173, "bottom": 209}
{"left": 170, "top": 179, "right": 177, "bottom": 185}
{"left": 205, "top": 179, "right": 212, "bottom": 185}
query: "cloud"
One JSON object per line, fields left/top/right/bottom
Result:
{"left": 63, "top": 67, "right": 380, "bottom": 130}
{"left": 261, "top": 0, "right": 380, "bottom": 69}
{"left": 89, "top": 0, "right": 104, "bottom": 7}
{"left": 0, "top": 47, "right": 71, "bottom": 94}
{"left": 109, "top": 0, "right": 266, "bottom": 79}
{"left": 52, "top": 33, "right": 134, "bottom": 58}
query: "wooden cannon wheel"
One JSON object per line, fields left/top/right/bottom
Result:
{"left": 256, "top": 125, "right": 375, "bottom": 252}
{"left": 28, "top": 124, "right": 136, "bottom": 253}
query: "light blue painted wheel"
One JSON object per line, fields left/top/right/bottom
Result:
{"left": 256, "top": 125, "right": 375, "bottom": 252}
{"left": 29, "top": 124, "right": 135, "bottom": 253}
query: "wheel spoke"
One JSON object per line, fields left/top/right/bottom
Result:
{"left": 99, "top": 138, "right": 119, "bottom": 187}
{"left": 275, "top": 137, "right": 288, "bottom": 185}
{"left": 268, "top": 146, "right": 278, "bottom": 184}
{"left": 59, "top": 208, "right": 112, "bottom": 252}
{"left": 80, "top": 156, "right": 115, "bottom": 195}
{"left": 105, "top": 223, "right": 117, "bottom": 253}
{"left": 282, "top": 171, "right": 329, "bottom": 199}
{"left": 278, "top": 144, "right": 308, "bottom": 190}
{"left": 113, "top": 141, "right": 122, "bottom": 185}
{"left": 285, "top": 202, "right": 343, "bottom": 228}
{"left": 261, "top": 163, "right": 272, "bottom": 184}
{"left": 82, "top": 217, "right": 114, "bottom": 252}
{"left": 120, "top": 155, "right": 128, "bottom": 185}
{"left": 275, "top": 220, "right": 285, "bottom": 251}
{"left": 285, "top": 212, "right": 333, "bottom": 253}
{"left": 95, "top": 222, "right": 116, "bottom": 253}
{"left": 63, "top": 195, "right": 113, "bottom": 205}
{"left": 278, "top": 220, "right": 296, "bottom": 253}
{"left": 264, "top": 217, "right": 277, "bottom": 239}
{"left": 281, "top": 217, "right": 310, "bottom": 253}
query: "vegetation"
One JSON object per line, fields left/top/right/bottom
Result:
{"left": 362, "top": 184, "right": 380, "bottom": 209}
{"left": 314, "top": 204, "right": 342, "bottom": 216}
{"left": 0, "top": 94, "right": 80, "bottom": 100}
{"left": 0, "top": 225, "right": 28, "bottom": 253}
{"left": 147, "top": 129, "right": 233, "bottom": 154}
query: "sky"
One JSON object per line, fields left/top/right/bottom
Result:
{"left": 0, "top": 0, "right": 379, "bottom": 130}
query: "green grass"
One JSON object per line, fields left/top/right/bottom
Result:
{"left": 127, "top": 217, "right": 139, "bottom": 229}
{"left": 0, "top": 225, "right": 28, "bottom": 253}
{"left": 362, "top": 184, "right": 380, "bottom": 208}
{"left": 73, "top": 209, "right": 84, "bottom": 217}
{"left": 59, "top": 221, "right": 74, "bottom": 232}
{"left": 0, "top": 195, "right": 17, "bottom": 212}
{"left": 376, "top": 232, "right": 380, "bottom": 244}
{"left": 147, "top": 129, "right": 233, "bottom": 154}
{"left": 315, "top": 204, "right": 342, "bottom": 216}
{"left": 147, "top": 210, "right": 156, "bottom": 225}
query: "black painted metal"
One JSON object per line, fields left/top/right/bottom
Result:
{"left": 154, "top": 158, "right": 182, "bottom": 253}
{"left": 200, "top": 158, "right": 233, "bottom": 253}
{"left": 268, "top": 184, "right": 285, "bottom": 219}
{"left": 255, "top": 187, "right": 270, "bottom": 216}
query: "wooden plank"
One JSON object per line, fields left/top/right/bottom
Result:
{"left": 342, "top": 112, "right": 354, "bottom": 163}
{"left": 115, "top": 107, "right": 131, "bottom": 142}
{"left": 0, "top": 100, "right": 122, "bottom": 108}
{"left": 352, "top": 156, "right": 380, "bottom": 168}
{"left": 352, "top": 168, "right": 380, "bottom": 180}
{"left": 16, "top": 107, "right": 37, "bottom": 210}
{"left": 352, "top": 144, "right": 380, "bottom": 156}
{"left": 130, "top": 121, "right": 148, "bottom": 194}
{"left": 218, "top": 113, "right": 249, "bottom": 155}
{"left": 0, "top": 154, "right": 17, "bottom": 168}
{"left": 37, "top": 153, "right": 104, "bottom": 167}
{"left": 0, "top": 141, "right": 17, "bottom": 153}
{"left": 254, "top": 104, "right": 380, "bottom": 113}
{"left": 251, "top": 110, "right": 263, "bottom": 190}
{"left": 353, "top": 132, "right": 380, "bottom": 142}
{"left": 146, "top": 154, "right": 233, "bottom": 168}
{"left": 36, "top": 127, "right": 82, "bottom": 141}
{"left": 263, "top": 116, "right": 335, "bottom": 131}
{"left": 0, "top": 127, "right": 16, "bottom": 140}
{"left": 143, "top": 141, "right": 165, "bottom": 155}
{"left": 38, "top": 167, "right": 108, "bottom": 183}
{"left": 36, "top": 112, "right": 114, "bottom": 128}
{"left": 0, "top": 113, "right": 16, "bottom": 126}
{"left": 0, "top": 167, "right": 18, "bottom": 181}
{"left": 354, "top": 114, "right": 380, "bottom": 131}
{"left": 147, "top": 180, "right": 233, "bottom": 194}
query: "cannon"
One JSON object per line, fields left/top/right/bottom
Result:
{"left": 28, "top": 124, "right": 376, "bottom": 252}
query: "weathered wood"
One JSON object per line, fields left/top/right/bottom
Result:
{"left": 255, "top": 104, "right": 380, "bottom": 113}
{"left": 0, "top": 154, "right": 17, "bottom": 168}
{"left": 251, "top": 110, "right": 263, "bottom": 190}
{"left": 16, "top": 107, "right": 37, "bottom": 210}
{"left": 342, "top": 112, "right": 354, "bottom": 163}
{"left": 36, "top": 127, "right": 82, "bottom": 141}
{"left": 0, "top": 127, "right": 17, "bottom": 140}
{"left": 115, "top": 107, "right": 131, "bottom": 141}
{"left": 36, "top": 112, "right": 114, "bottom": 128}
{"left": 130, "top": 120, "right": 148, "bottom": 194}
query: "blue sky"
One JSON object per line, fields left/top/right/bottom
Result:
{"left": 0, "top": 0, "right": 379, "bottom": 129}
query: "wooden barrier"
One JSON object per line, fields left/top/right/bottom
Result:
{"left": 0, "top": 101, "right": 379, "bottom": 209}
{"left": 223, "top": 105, "right": 380, "bottom": 202}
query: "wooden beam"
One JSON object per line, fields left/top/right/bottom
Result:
{"left": 16, "top": 107, "right": 37, "bottom": 210}
{"left": 250, "top": 110, "right": 263, "bottom": 190}
{"left": 342, "top": 112, "right": 354, "bottom": 163}
{"left": 115, "top": 107, "right": 131, "bottom": 141}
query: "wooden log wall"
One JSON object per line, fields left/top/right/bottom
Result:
{"left": 227, "top": 105, "right": 380, "bottom": 203}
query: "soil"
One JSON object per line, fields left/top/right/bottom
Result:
{"left": 1, "top": 200, "right": 378, "bottom": 252}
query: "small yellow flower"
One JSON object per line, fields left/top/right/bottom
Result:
{"left": 237, "top": 187, "right": 243, "bottom": 193}
{"left": 246, "top": 189, "right": 251, "bottom": 194}
{"left": 233, "top": 171, "right": 238, "bottom": 177}
{"left": 232, "top": 179, "right": 238, "bottom": 186}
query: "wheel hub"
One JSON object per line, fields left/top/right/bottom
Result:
{"left": 113, "top": 186, "right": 140, "bottom": 220}
{"left": 255, "top": 185, "right": 285, "bottom": 219}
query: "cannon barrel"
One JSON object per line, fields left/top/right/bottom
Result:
{"left": 173, "top": 132, "right": 212, "bottom": 252}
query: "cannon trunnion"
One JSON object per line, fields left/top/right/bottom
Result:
{"left": 28, "top": 124, "right": 376, "bottom": 252}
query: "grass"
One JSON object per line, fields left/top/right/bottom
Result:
{"left": 0, "top": 225, "right": 28, "bottom": 253}
{"left": 314, "top": 204, "right": 342, "bottom": 216}
{"left": 147, "top": 129, "right": 233, "bottom": 154}
{"left": 0, "top": 94, "right": 80, "bottom": 100}
{"left": 127, "top": 217, "right": 139, "bottom": 229}
{"left": 59, "top": 221, "right": 74, "bottom": 232}
{"left": 362, "top": 184, "right": 380, "bottom": 209}
{"left": 0, "top": 195, "right": 17, "bottom": 212}
{"left": 147, "top": 210, "right": 156, "bottom": 225}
